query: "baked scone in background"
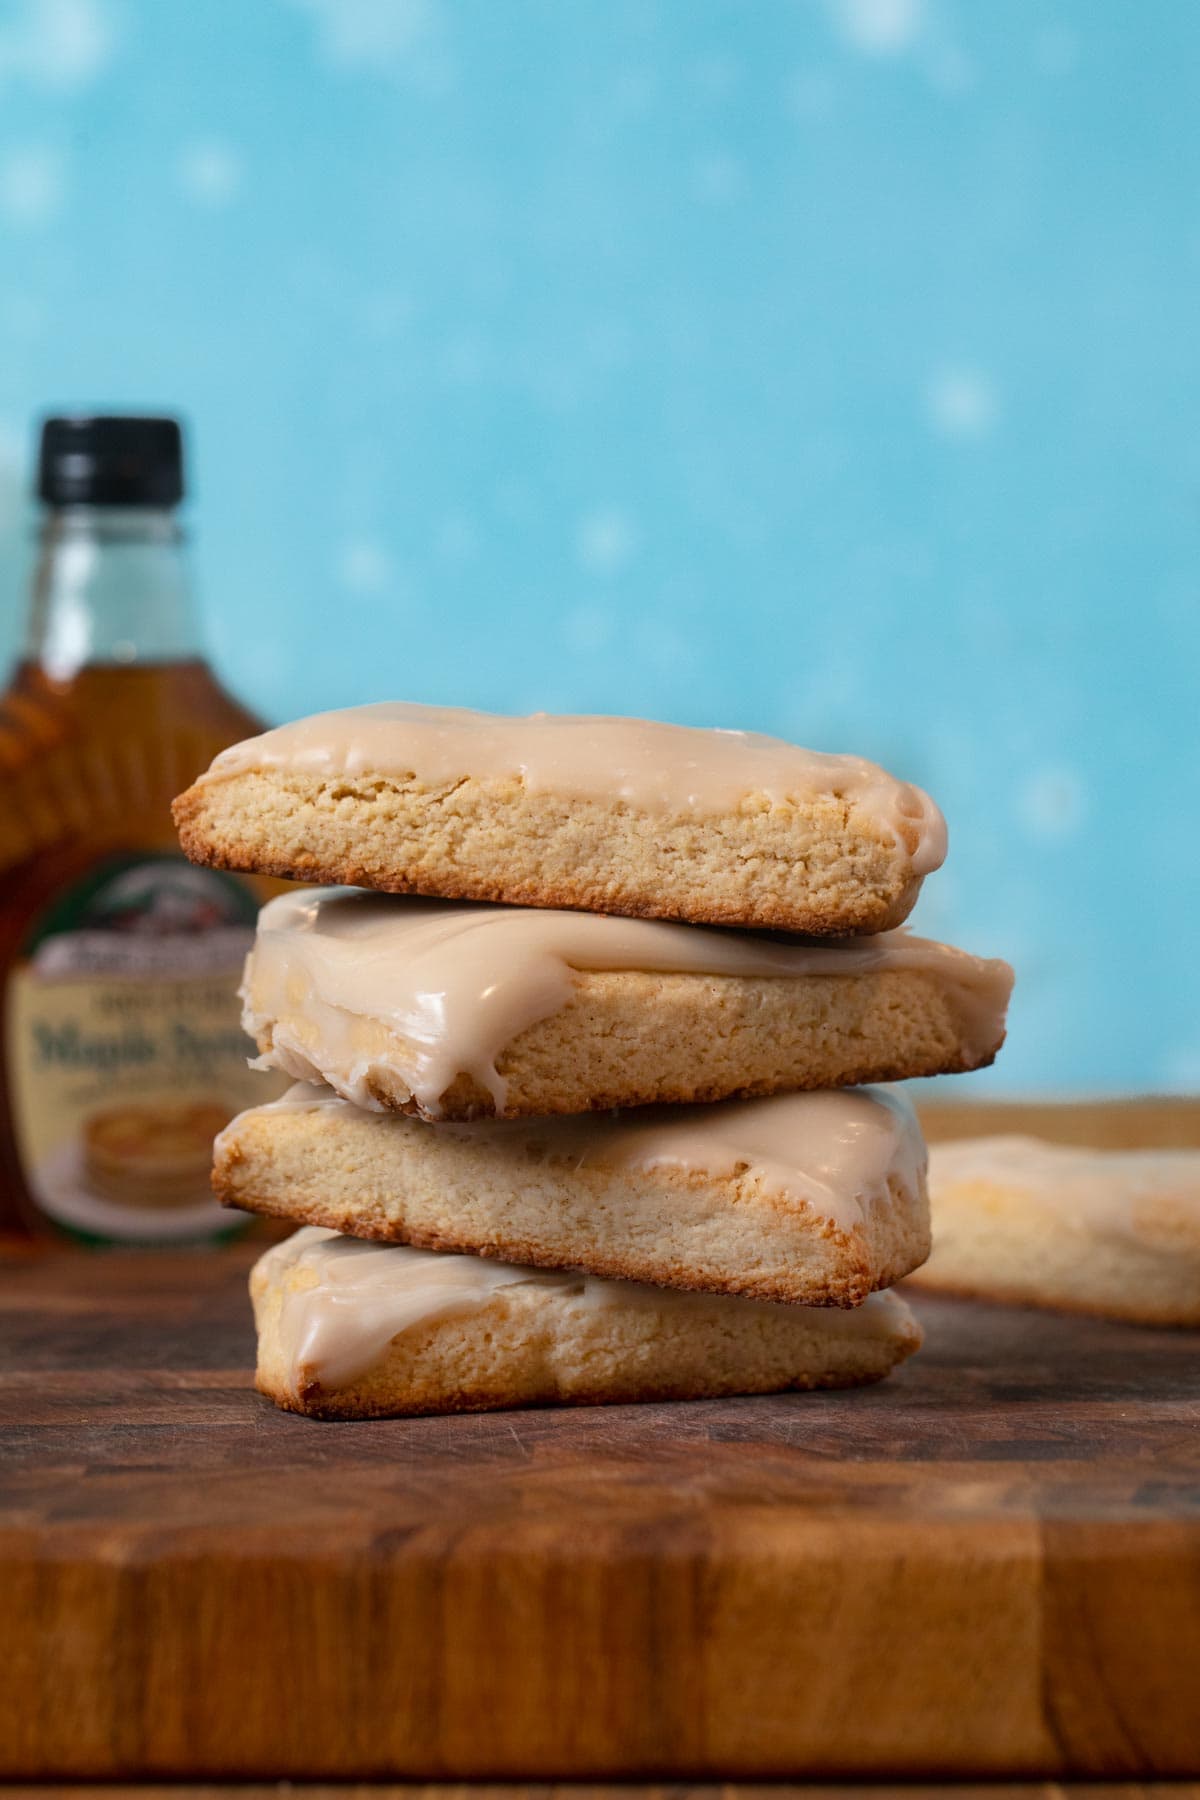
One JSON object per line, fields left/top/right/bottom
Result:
{"left": 909, "top": 1135, "right": 1200, "bottom": 1327}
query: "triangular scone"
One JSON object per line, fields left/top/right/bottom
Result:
{"left": 217, "top": 1083, "right": 931, "bottom": 1309}
{"left": 241, "top": 890, "right": 1012, "bottom": 1121}
{"left": 173, "top": 701, "right": 946, "bottom": 936}
{"left": 252, "top": 1227, "right": 924, "bottom": 1419}
{"left": 909, "top": 1136, "right": 1200, "bottom": 1326}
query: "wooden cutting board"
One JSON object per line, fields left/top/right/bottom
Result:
{"left": 1, "top": 1100, "right": 1197, "bottom": 1783}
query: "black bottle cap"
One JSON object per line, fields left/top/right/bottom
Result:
{"left": 37, "top": 414, "right": 185, "bottom": 507}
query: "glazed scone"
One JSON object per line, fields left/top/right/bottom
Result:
{"left": 909, "top": 1135, "right": 1200, "bottom": 1326}
{"left": 173, "top": 702, "right": 947, "bottom": 935}
{"left": 242, "top": 891, "right": 1013, "bottom": 1121}
{"left": 252, "top": 1227, "right": 924, "bottom": 1418}
{"left": 217, "top": 1082, "right": 931, "bottom": 1307}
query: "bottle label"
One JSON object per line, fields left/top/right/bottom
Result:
{"left": 5, "top": 854, "right": 275, "bottom": 1242}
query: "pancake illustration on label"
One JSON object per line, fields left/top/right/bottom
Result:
{"left": 83, "top": 1099, "right": 234, "bottom": 1210}
{"left": 5, "top": 856, "right": 276, "bottom": 1242}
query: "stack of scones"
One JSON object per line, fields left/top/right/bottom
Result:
{"left": 173, "top": 703, "right": 1012, "bottom": 1419}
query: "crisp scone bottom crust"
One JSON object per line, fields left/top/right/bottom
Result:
{"left": 173, "top": 768, "right": 924, "bottom": 935}
{"left": 255, "top": 1358, "right": 910, "bottom": 1420}
{"left": 300, "top": 1043, "right": 999, "bottom": 1124}
{"left": 225, "top": 1182, "right": 872, "bottom": 1307}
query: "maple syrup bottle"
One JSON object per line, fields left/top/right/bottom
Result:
{"left": 0, "top": 415, "right": 278, "bottom": 1243}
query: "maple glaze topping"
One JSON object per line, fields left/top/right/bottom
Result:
{"left": 200, "top": 700, "right": 948, "bottom": 874}
{"left": 242, "top": 889, "right": 1011, "bottom": 1114}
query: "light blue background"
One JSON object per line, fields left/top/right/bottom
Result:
{"left": 0, "top": 0, "right": 1196, "bottom": 1094}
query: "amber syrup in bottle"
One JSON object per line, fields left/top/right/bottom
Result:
{"left": 0, "top": 415, "right": 279, "bottom": 1242}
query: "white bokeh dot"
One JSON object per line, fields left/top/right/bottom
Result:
{"left": 285, "top": 0, "right": 448, "bottom": 89}
{"left": 831, "top": 0, "right": 925, "bottom": 57}
{"left": 0, "top": 147, "right": 64, "bottom": 224}
{"left": 926, "top": 367, "right": 999, "bottom": 439}
{"left": 336, "top": 538, "right": 394, "bottom": 596}
{"left": 177, "top": 140, "right": 243, "bottom": 207}
{"left": 576, "top": 509, "right": 639, "bottom": 577}
{"left": 0, "top": 0, "right": 116, "bottom": 93}
{"left": 1018, "top": 767, "right": 1089, "bottom": 841}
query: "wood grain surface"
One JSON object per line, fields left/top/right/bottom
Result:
{"left": 1, "top": 1100, "right": 1198, "bottom": 1784}
{"left": 0, "top": 1788, "right": 1197, "bottom": 1800}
